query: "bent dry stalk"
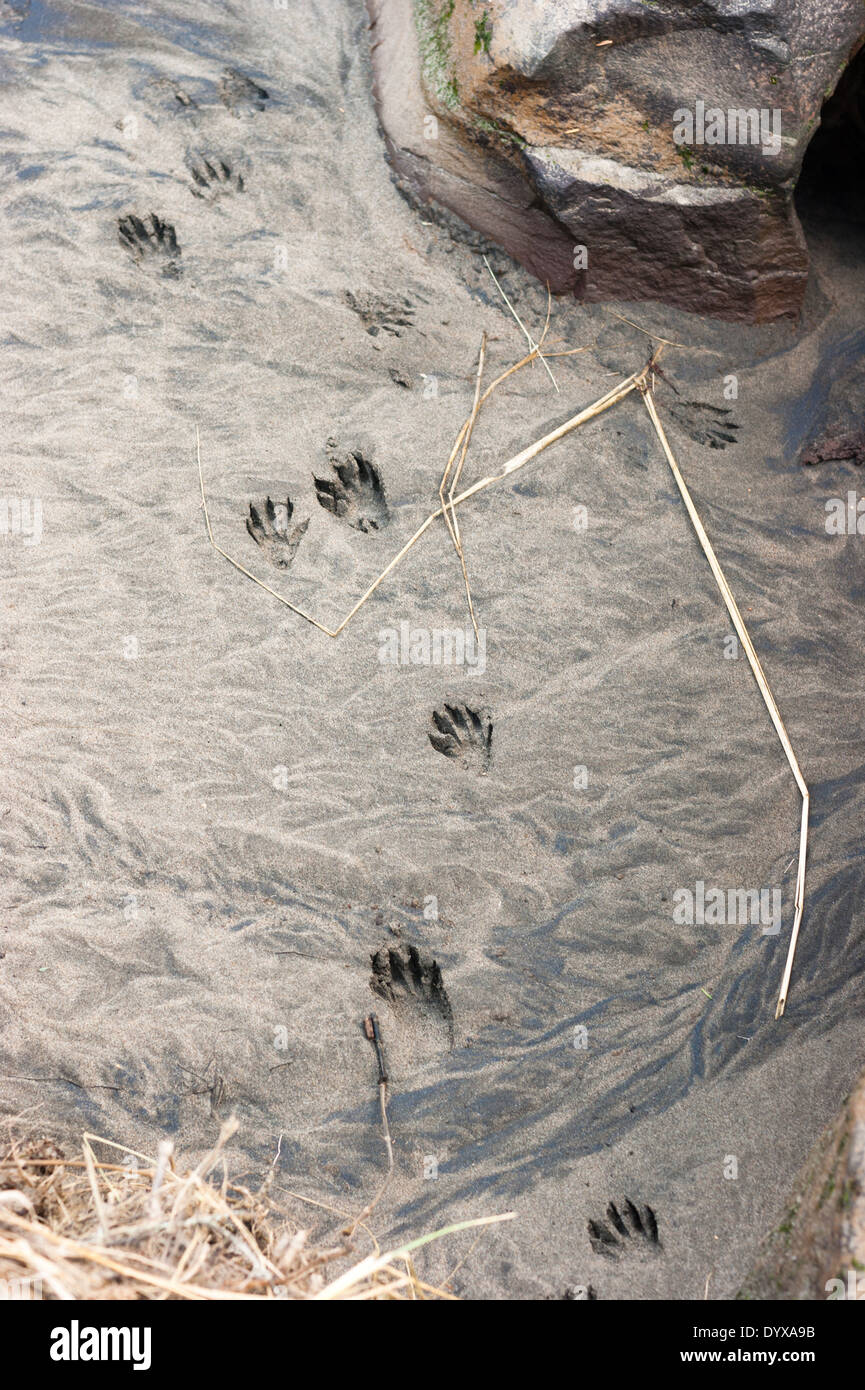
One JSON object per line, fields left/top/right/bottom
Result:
{"left": 197, "top": 355, "right": 808, "bottom": 1019}
{"left": 639, "top": 383, "right": 808, "bottom": 1019}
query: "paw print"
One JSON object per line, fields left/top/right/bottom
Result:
{"left": 314, "top": 443, "right": 389, "bottom": 532}
{"left": 429, "top": 703, "right": 492, "bottom": 773}
{"left": 370, "top": 943, "right": 453, "bottom": 1048}
{"left": 219, "top": 67, "right": 269, "bottom": 114}
{"left": 117, "top": 213, "right": 181, "bottom": 278}
{"left": 662, "top": 395, "right": 739, "bottom": 450}
{"left": 588, "top": 1199, "right": 660, "bottom": 1259}
{"left": 188, "top": 154, "right": 244, "bottom": 199}
{"left": 246, "top": 497, "right": 308, "bottom": 569}
{"left": 344, "top": 289, "right": 415, "bottom": 337}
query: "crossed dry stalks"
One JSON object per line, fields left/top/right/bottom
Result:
{"left": 196, "top": 283, "right": 809, "bottom": 1021}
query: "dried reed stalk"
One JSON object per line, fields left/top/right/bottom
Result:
{"left": 0, "top": 1129, "right": 513, "bottom": 1301}
{"left": 439, "top": 332, "right": 487, "bottom": 637}
{"left": 640, "top": 383, "right": 809, "bottom": 1019}
{"left": 197, "top": 361, "right": 636, "bottom": 638}
{"left": 198, "top": 304, "right": 810, "bottom": 1016}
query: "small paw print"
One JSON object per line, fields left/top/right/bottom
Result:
{"left": 188, "top": 154, "right": 244, "bottom": 199}
{"left": 314, "top": 443, "right": 389, "bottom": 532}
{"left": 118, "top": 213, "right": 181, "bottom": 277}
{"left": 429, "top": 703, "right": 492, "bottom": 773}
{"left": 246, "top": 497, "right": 308, "bottom": 569}
{"left": 588, "top": 1199, "right": 660, "bottom": 1259}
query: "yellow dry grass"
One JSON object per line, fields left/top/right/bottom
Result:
{"left": 0, "top": 1123, "right": 513, "bottom": 1301}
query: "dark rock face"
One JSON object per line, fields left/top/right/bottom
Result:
{"left": 367, "top": 0, "right": 865, "bottom": 321}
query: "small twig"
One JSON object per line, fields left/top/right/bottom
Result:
{"left": 640, "top": 382, "right": 809, "bottom": 1018}
{"left": 440, "top": 333, "right": 487, "bottom": 636}
{"left": 482, "top": 255, "right": 559, "bottom": 391}
{"left": 348, "top": 1015, "right": 394, "bottom": 1239}
{"left": 197, "top": 358, "right": 634, "bottom": 640}
{"left": 147, "top": 1140, "right": 173, "bottom": 1220}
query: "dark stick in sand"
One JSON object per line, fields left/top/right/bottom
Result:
{"left": 346, "top": 1014, "right": 394, "bottom": 1238}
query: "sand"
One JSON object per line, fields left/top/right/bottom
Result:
{"left": 0, "top": 0, "right": 863, "bottom": 1300}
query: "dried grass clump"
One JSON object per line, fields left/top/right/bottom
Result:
{"left": 0, "top": 1121, "right": 510, "bottom": 1301}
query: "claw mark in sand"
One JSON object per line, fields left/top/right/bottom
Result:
{"left": 664, "top": 396, "right": 739, "bottom": 450}
{"left": 246, "top": 497, "right": 308, "bottom": 570}
{"left": 370, "top": 943, "right": 454, "bottom": 1051}
{"left": 118, "top": 213, "right": 181, "bottom": 277}
{"left": 588, "top": 1199, "right": 661, "bottom": 1259}
{"left": 314, "top": 442, "right": 389, "bottom": 532}
{"left": 344, "top": 289, "right": 415, "bottom": 337}
{"left": 429, "top": 703, "right": 492, "bottom": 772}
{"left": 219, "top": 68, "right": 269, "bottom": 114}
{"left": 187, "top": 154, "right": 244, "bottom": 199}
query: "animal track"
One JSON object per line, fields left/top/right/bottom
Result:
{"left": 344, "top": 289, "right": 414, "bottom": 337}
{"left": 246, "top": 497, "right": 308, "bottom": 569}
{"left": 588, "top": 1199, "right": 661, "bottom": 1259}
{"left": 219, "top": 67, "right": 269, "bottom": 114}
{"left": 148, "top": 77, "right": 198, "bottom": 113}
{"left": 187, "top": 154, "right": 244, "bottom": 199}
{"left": 314, "top": 442, "right": 389, "bottom": 532}
{"left": 370, "top": 943, "right": 454, "bottom": 1049}
{"left": 118, "top": 213, "right": 181, "bottom": 278}
{"left": 660, "top": 391, "right": 740, "bottom": 449}
{"left": 429, "top": 703, "right": 493, "bottom": 772}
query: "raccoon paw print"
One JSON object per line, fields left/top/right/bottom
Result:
{"left": 246, "top": 497, "right": 308, "bottom": 569}
{"left": 663, "top": 395, "right": 739, "bottom": 450}
{"left": 344, "top": 289, "right": 415, "bottom": 337}
{"left": 219, "top": 67, "right": 269, "bottom": 114}
{"left": 370, "top": 943, "right": 454, "bottom": 1049}
{"left": 188, "top": 154, "right": 244, "bottom": 199}
{"left": 118, "top": 213, "right": 181, "bottom": 278}
{"left": 429, "top": 703, "right": 492, "bottom": 773}
{"left": 314, "top": 443, "right": 389, "bottom": 532}
{"left": 146, "top": 76, "right": 199, "bottom": 114}
{"left": 588, "top": 1199, "right": 660, "bottom": 1259}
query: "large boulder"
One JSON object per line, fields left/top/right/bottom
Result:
{"left": 368, "top": 0, "right": 865, "bottom": 321}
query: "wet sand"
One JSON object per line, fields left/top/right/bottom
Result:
{"left": 0, "top": 0, "right": 864, "bottom": 1298}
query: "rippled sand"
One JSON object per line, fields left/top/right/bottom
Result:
{"left": 0, "top": 0, "right": 863, "bottom": 1299}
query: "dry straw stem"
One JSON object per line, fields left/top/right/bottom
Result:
{"left": 312, "top": 1213, "right": 517, "bottom": 1301}
{"left": 435, "top": 295, "right": 583, "bottom": 636}
{"left": 439, "top": 331, "right": 487, "bottom": 638}
{"left": 482, "top": 254, "right": 559, "bottom": 390}
{"left": 198, "top": 304, "right": 809, "bottom": 1015}
{"left": 196, "top": 347, "right": 621, "bottom": 640}
{"left": 640, "top": 384, "right": 809, "bottom": 1020}
{"left": 0, "top": 1128, "right": 512, "bottom": 1300}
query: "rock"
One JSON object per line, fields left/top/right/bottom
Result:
{"left": 367, "top": 0, "right": 865, "bottom": 321}
{"left": 739, "top": 1069, "right": 865, "bottom": 1300}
